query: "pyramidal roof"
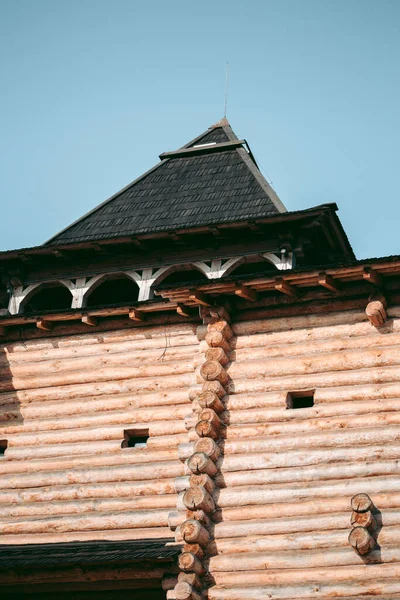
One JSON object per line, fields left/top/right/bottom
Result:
{"left": 46, "top": 118, "right": 286, "bottom": 246}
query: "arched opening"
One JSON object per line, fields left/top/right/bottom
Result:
{"left": 156, "top": 268, "right": 208, "bottom": 287}
{"left": 23, "top": 284, "right": 73, "bottom": 314}
{"left": 227, "top": 259, "right": 278, "bottom": 278}
{"left": 85, "top": 275, "right": 139, "bottom": 307}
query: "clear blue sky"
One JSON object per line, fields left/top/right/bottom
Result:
{"left": 1, "top": 0, "right": 399, "bottom": 258}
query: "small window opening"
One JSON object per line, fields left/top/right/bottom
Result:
{"left": 122, "top": 428, "right": 149, "bottom": 449}
{"left": 286, "top": 390, "right": 315, "bottom": 410}
{"left": 0, "top": 440, "right": 8, "bottom": 456}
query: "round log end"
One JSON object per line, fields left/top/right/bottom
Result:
{"left": 195, "top": 420, "right": 219, "bottom": 440}
{"left": 194, "top": 437, "right": 220, "bottom": 461}
{"left": 350, "top": 509, "right": 376, "bottom": 529}
{"left": 351, "top": 493, "right": 373, "bottom": 513}
{"left": 348, "top": 526, "right": 375, "bottom": 555}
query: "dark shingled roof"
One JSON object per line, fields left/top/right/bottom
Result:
{"left": 46, "top": 118, "right": 286, "bottom": 245}
{"left": 0, "top": 539, "right": 179, "bottom": 567}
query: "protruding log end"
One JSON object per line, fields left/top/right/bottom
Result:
{"left": 195, "top": 420, "right": 219, "bottom": 440}
{"left": 202, "top": 380, "right": 226, "bottom": 398}
{"left": 207, "top": 320, "right": 233, "bottom": 340}
{"left": 200, "top": 360, "right": 229, "bottom": 385}
{"left": 351, "top": 493, "right": 373, "bottom": 513}
{"left": 199, "top": 407, "right": 222, "bottom": 430}
{"left": 205, "top": 331, "right": 230, "bottom": 353}
{"left": 178, "top": 552, "right": 206, "bottom": 575}
{"left": 197, "top": 391, "right": 224, "bottom": 414}
{"left": 348, "top": 526, "right": 375, "bottom": 555}
{"left": 205, "top": 346, "right": 229, "bottom": 366}
{"left": 351, "top": 509, "right": 376, "bottom": 530}
{"left": 174, "top": 581, "right": 202, "bottom": 600}
{"left": 180, "top": 519, "right": 210, "bottom": 546}
{"left": 187, "top": 452, "right": 218, "bottom": 476}
{"left": 183, "top": 486, "right": 215, "bottom": 513}
{"left": 366, "top": 300, "right": 387, "bottom": 327}
{"left": 193, "top": 437, "right": 220, "bottom": 461}
{"left": 190, "top": 473, "right": 215, "bottom": 494}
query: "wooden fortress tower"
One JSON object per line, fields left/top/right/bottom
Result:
{"left": 0, "top": 118, "right": 399, "bottom": 599}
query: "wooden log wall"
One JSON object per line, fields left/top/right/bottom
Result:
{"left": 0, "top": 323, "right": 201, "bottom": 546}
{"left": 2, "top": 304, "right": 400, "bottom": 599}
{"left": 201, "top": 306, "right": 400, "bottom": 600}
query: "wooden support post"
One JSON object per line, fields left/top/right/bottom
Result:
{"left": 235, "top": 285, "right": 258, "bottom": 302}
{"left": 189, "top": 290, "right": 212, "bottom": 307}
{"left": 363, "top": 267, "right": 383, "bottom": 287}
{"left": 318, "top": 272, "right": 341, "bottom": 292}
{"left": 36, "top": 318, "right": 52, "bottom": 331}
{"left": 274, "top": 277, "right": 297, "bottom": 297}
{"left": 0, "top": 326, "right": 5, "bottom": 337}
{"left": 82, "top": 314, "right": 97, "bottom": 327}
{"left": 129, "top": 308, "right": 144, "bottom": 321}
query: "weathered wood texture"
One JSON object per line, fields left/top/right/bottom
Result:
{"left": 0, "top": 323, "right": 200, "bottom": 544}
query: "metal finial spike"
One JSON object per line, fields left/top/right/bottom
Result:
{"left": 224, "top": 62, "right": 229, "bottom": 118}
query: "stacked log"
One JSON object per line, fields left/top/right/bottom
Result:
{"left": 348, "top": 493, "right": 376, "bottom": 555}
{"left": 170, "top": 308, "right": 232, "bottom": 600}
{"left": 0, "top": 323, "right": 200, "bottom": 545}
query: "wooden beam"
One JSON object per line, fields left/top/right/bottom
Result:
{"left": 0, "top": 326, "right": 5, "bottom": 337}
{"left": 363, "top": 267, "right": 382, "bottom": 287}
{"left": 318, "top": 273, "right": 341, "bottom": 292}
{"left": 235, "top": 285, "right": 258, "bottom": 302}
{"left": 274, "top": 278, "right": 297, "bottom": 297}
{"left": 177, "top": 303, "right": 195, "bottom": 317}
{"left": 82, "top": 314, "right": 97, "bottom": 327}
{"left": 36, "top": 318, "right": 52, "bottom": 331}
{"left": 188, "top": 290, "right": 212, "bottom": 307}
{"left": 129, "top": 308, "right": 145, "bottom": 321}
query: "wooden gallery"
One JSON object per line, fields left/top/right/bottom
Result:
{"left": 0, "top": 118, "right": 399, "bottom": 600}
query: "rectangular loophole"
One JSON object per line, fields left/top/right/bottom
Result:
{"left": 0, "top": 440, "right": 8, "bottom": 456}
{"left": 286, "top": 390, "right": 315, "bottom": 410}
{"left": 122, "top": 428, "right": 149, "bottom": 449}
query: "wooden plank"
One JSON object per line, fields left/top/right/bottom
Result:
{"left": 318, "top": 273, "right": 341, "bottom": 292}
{"left": 129, "top": 308, "right": 145, "bottom": 321}
{"left": 274, "top": 278, "right": 297, "bottom": 297}
{"left": 234, "top": 285, "right": 258, "bottom": 302}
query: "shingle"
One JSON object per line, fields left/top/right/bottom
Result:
{"left": 46, "top": 120, "right": 286, "bottom": 245}
{"left": 0, "top": 539, "right": 179, "bottom": 566}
